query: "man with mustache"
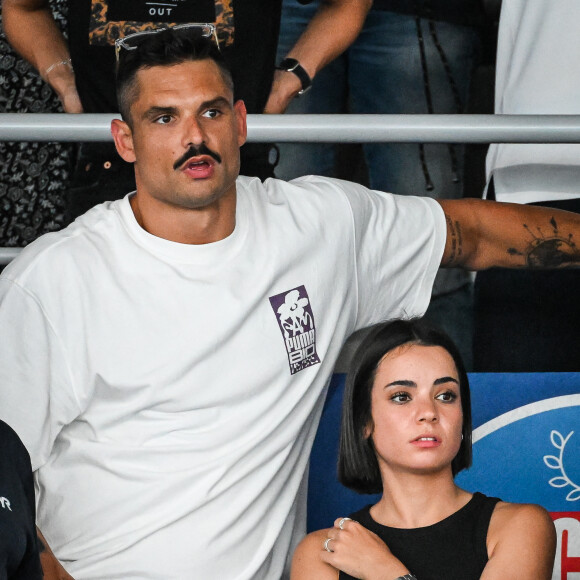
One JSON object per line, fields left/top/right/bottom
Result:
{"left": 174, "top": 145, "right": 222, "bottom": 171}
{"left": 0, "top": 28, "right": 579, "bottom": 580}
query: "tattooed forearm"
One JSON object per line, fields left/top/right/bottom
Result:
{"left": 443, "top": 213, "right": 464, "bottom": 266}
{"left": 507, "top": 217, "right": 580, "bottom": 268}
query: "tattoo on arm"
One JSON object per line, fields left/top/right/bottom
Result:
{"left": 507, "top": 217, "right": 580, "bottom": 268}
{"left": 443, "top": 213, "right": 464, "bottom": 266}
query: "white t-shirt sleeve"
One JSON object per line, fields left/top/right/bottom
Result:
{"left": 0, "top": 278, "right": 82, "bottom": 471}
{"left": 330, "top": 179, "right": 446, "bottom": 329}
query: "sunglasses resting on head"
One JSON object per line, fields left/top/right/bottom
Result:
{"left": 114, "top": 23, "right": 219, "bottom": 63}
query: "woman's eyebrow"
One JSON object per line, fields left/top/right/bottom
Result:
{"left": 385, "top": 380, "right": 416, "bottom": 388}
{"left": 434, "top": 376, "right": 460, "bottom": 385}
{"left": 384, "top": 377, "right": 459, "bottom": 389}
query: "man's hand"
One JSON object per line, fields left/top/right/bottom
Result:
{"left": 264, "top": 68, "right": 307, "bottom": 114}
{"left": 46, "top": 67, "right": 83, "bottom": 113}
{"left": 60, "top": 87, "right": 83, "bottom": 114}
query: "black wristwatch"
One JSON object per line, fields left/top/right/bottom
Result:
{"left": 276, "top": 57, "right": 312, "bottom": 95}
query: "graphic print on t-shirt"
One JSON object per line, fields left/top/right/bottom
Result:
{"left": 270, "top": 286, "right": 321, "bottom": 375}
{"left": 88, "top": 0, "right": 234, "bottom": 46}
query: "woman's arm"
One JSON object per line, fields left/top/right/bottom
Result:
{"left": 481, "top": 502, "right": 556, "bottom": 580}
{"left": 292, "top": 520, "right": 410, "bottom": 580}
{"left": 291, "top": 529, "right": 339, "bottom": 580}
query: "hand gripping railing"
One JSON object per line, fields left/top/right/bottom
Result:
{"left": 2, "top": 113, "right": 580, "bottom": 264}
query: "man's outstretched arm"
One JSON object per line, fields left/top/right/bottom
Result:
{"left": 438, "top": 198, "right": 580, "bottom": 270}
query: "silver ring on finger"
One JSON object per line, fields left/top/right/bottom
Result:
{"left": 324, "top": 538, "right": 334, "bottom": 553}
{"left": 338, "top": 517, "right": 352, "bottom": 530}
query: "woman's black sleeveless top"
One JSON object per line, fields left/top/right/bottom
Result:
{"left": 339, "top": 492, "right": 501, "bottom": 580}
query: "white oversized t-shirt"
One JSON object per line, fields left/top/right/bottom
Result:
{"left": 0, "top": 175, "right": 445, "bottom": 579}
{"left": 486, "top": 0, "right": 580, "bottom": 203}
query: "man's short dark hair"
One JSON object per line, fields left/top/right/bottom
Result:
{"left": 338, "top": 318, "right": 473, "bottom": 494}
{"left": 115, "top": 27, "right": 234, "bottom": 125}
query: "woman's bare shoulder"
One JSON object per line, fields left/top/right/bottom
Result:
{"left": 490, "top": 501, "right": 554, "bottom": 533}
{"left": 482, "top": 501, "right": 556, "bottom": 579}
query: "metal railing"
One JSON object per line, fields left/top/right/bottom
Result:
{"left": 2, "top": 113, "right": 580, "bottom": 143}
{"left": 2, "top": 112, "right": 580, "bottom": 264}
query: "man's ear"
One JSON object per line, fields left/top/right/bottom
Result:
{"left": 234, "top": 99, "right": 248, "bottom": 147}
{"left": 111, "top": 118, "right": 136, "bottom": 163}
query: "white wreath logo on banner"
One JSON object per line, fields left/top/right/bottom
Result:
{"left": 544, "top": 430, "right": 580, "bottom": 501}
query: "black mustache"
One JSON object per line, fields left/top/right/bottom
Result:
{"left": 173, "top": 145, "right": 222, "bottom": 170}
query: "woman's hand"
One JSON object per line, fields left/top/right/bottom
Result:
{"left": 320, "top": 517, "right": 410, "bottom": 580}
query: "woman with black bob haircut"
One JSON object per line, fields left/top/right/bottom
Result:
{"left": 291, "top": 318, "right": 556, "bottom": 580}
{"left": 339, "top": 318, "right": 472, "bottom": 494}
